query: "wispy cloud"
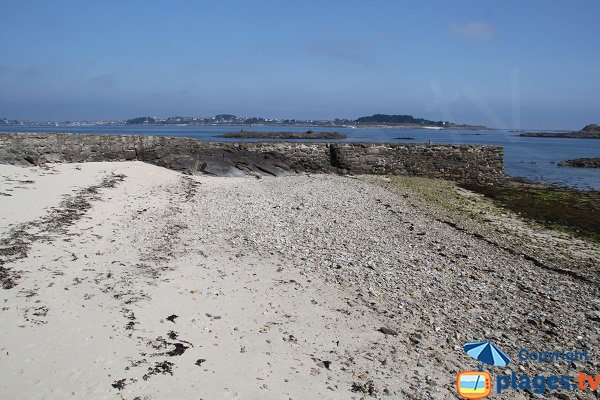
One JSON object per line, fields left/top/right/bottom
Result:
{"left": 307, "top": 37, "right": 375, "bottom": 67}
{"left": 91, "top": 74, "right": 115, "bottom": 89}
{"left": 449, "top": 22, "right": 495, "bottom": 41}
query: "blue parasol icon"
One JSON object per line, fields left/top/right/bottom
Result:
{"left": 463, "top": 341, "right": 511, "bottom": 396}
{"left": 464, "top": 341, "right": 511, "bottom": 370}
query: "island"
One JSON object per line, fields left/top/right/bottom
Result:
{"left": 558, "top": 158, "right": 600, "bottom": 168}
{"left": 520, "top": 124, "right": 600, "bottom": 139}
{"left": 218, "top": 131, "right": 347, "bottom": 140}
{"left": 353, "top": 114, "right": 488, "bottom": 130}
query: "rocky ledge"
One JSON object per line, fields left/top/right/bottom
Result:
{"left": 558, "top": 157, "right": 600, "bottom": 168}
{"left": 0, "top": 132, "right": 504, "bottom": 182}
{"left": 520, "top": 124, "right": 600, "bottom": 139}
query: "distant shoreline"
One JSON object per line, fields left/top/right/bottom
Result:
{"left": 219, "top": 131, "right": 347, "bottom": 140}
{"left": 1, "top": 113, "right": 491, "bottom": 131}
{"left": 0, "top": 122, "right": 492, "bottom": 131}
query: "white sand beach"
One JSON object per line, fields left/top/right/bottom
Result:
{"left": 0, "top": 161, "right": 598, "bottom": 400}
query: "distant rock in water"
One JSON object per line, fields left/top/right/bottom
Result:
{"left": 558, "top": 158, "right": 600, "bottom": 168}
{"left": 219, "top": 131, "right": 346, "bottom": 140}
{"left": 520, "top": 124, "right": 600, "bottom": 139}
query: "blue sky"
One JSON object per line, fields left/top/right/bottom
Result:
{"left": 0, "top": 0, "right": 599, "bottom": 129}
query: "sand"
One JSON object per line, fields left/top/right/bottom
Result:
{"left": 0, "top": 161, "right": 598, "bottom": 400}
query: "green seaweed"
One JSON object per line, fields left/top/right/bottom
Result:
{"left": 459, "top": 180, "right": 600, "bottom": 243}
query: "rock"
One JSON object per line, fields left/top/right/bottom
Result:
{"left": 200, "top": 161, "right": 246, "bottom": 177}
{"left": 409, "top": 333, "right": 422, "bottom": 344}
{"left": 252, "top": 161, "right": 292, "bottom": 177}
{"left": 558, "top": 158, "right": 600, "bottom": 168}
{"left": 316, "top": 360, "right": 331, "bottom": 369}
{"left": 378, "top": 327, "right": 398, "bottom": 336}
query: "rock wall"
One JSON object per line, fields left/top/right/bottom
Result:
{"left": 0, "top": 133, "right": 504, "bottom": 182}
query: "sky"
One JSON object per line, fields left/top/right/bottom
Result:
{"left": 0, "top": 0, "right": 599, "bottom": 129}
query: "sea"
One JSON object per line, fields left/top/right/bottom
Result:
{"left": 1, "top": 125, "right": 599, "bottom": 191}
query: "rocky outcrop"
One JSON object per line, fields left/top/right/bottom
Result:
{"left": 0, "top": 132, "right": 504, "bottom": 182}
{"left": 559, "top": 157, "right": 600, "bottom": 168}
{"left": 520, "top": 124, "right": 600, "bottom": 139}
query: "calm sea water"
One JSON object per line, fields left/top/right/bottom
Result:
{"left": 2, "top": 125, "right": 599, "bottom": 191}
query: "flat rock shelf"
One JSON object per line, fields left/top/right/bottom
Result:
{"left": 559, "top": 157, "right": 600, "bottom": 168}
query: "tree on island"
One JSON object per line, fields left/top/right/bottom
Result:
{"left": 126, "top": 116, "right": 157, "bottom": 124}
{"left": 355, "top": 114, "right": 445, "bottom": 126}
{"left": 214, "top": 114, "right": 236, "bottom": 121}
